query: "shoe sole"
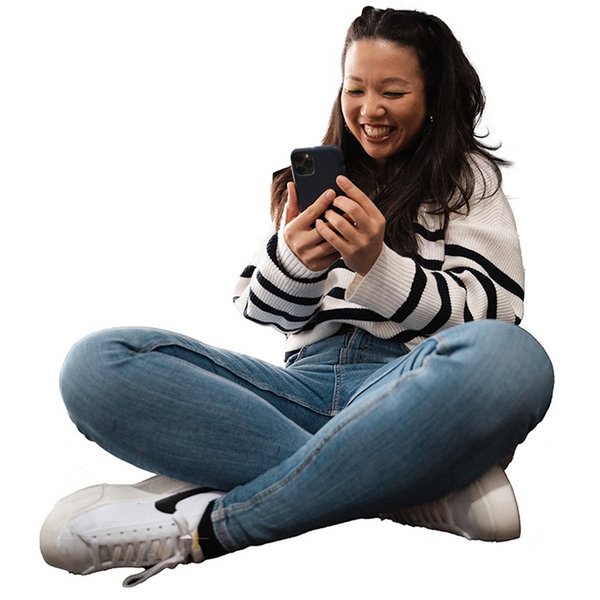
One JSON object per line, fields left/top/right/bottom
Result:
{"left": 40, "top": 476, "right": 200, "bottom": 572}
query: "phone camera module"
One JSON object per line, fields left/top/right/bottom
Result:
{"left": 292, "top": 151, "right": 315, "bottom": 176}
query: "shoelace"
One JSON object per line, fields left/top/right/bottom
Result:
{"left": 84, "top": 512, "right": 201, "bottom": 587}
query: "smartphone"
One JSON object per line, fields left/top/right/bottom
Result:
{"left": 291, "top": 145, "right": 346, "bottom": 212}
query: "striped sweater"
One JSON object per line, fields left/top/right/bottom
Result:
{"left": 233, "top": 155, "right": 524, "bottom": 355}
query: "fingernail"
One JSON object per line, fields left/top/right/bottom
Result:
{"left": 337, "top": 175, "right": 348, "bottom": 185}
{"left": 325, "top": 189, "right": 335, "bottom": 199}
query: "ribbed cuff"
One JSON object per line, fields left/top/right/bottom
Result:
{"left": 275, "top": 226, "right": 328, "bottom": 281}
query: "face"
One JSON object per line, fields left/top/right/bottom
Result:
{"left": 341, "top": 39, "right": 427, "bottom": 163}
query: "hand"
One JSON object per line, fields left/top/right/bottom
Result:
{"left": 315, "top": 176, "right": 386, "bottom": 276}
{"left": 283, "top": 182, "right": 341, "bottom": 272}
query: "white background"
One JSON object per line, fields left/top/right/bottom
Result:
{"left": 1, "top": 0, "right": 597, "bottom": 597}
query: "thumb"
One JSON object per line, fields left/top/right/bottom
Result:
{"left": 285, "top": 181, "right": 300, "bottom": 224}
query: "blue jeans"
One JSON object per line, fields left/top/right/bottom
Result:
{"left": 59, "top": 320, "right": 553, "bottom": 553}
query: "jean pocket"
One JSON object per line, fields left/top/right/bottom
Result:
{"left": 284, "top": 345, "right": 307, "bottom": 368}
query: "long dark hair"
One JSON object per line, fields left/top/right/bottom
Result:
{"left": 272, "top": 7, "right": 508, "bottom": 257}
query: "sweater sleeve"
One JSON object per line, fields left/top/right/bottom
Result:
{"left": 232, "top": 226, "right": 332, "bottom": 333}
{"left": 346, "top": 160, "right": 525, "bottom": 336}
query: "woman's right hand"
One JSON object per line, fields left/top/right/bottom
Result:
{"left": 283, "top": 182, "right": 341, "bottom": 272}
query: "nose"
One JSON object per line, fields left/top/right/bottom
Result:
{"left": 360, "top": 93, "right": 386, "bottom": 119}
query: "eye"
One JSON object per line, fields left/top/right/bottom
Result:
{"left": 343, "top": 88, "right": 364, "bottom": 96}
{"left": 383, "top": 91, "right": 407, "bottom": 98}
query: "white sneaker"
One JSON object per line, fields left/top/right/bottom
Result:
{"left": 381, "top": 465, "right": 521, "bottom": 542}
{"left": 40, "top": 475, "right": 224, "bottom": 587}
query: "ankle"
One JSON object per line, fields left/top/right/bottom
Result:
{"left": 197, "top": 499, "right": 228, "bottom": 559}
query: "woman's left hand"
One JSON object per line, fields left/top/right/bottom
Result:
{"left": 315, "top": 175, "right": 386, "bottom": 276}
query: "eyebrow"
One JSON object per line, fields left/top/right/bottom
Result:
{"left": 344, "top": 75, "right": 410, "bottom": 85}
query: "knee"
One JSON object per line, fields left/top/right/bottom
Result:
{"left": 59, "top": 328, "right": 133, "bottom": 435}
{"left": 478, "top": 320, "right": 553, "bottom": 397}
{"left": 455, "top": 320, "right": 552, "bottom": 378}
{"left": 60, "top": 328, "right": 114, "bottom": 393}
{"left": 511, "top": 323, "right": 554, "bottom": 425}
{"left": 431, "top": 321, "right": 554, "bottom": 466}
{"left": 442, "top": 320, "right": 554, "bottom": 423}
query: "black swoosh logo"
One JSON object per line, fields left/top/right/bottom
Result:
{"left": 155, "top": 487, "right": 215, "bottom": 514}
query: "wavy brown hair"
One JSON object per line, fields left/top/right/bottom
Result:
{"left": 272, "top": 7, "right": 508, "bottom": 256}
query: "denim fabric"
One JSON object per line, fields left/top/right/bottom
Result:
{"left": 59, "top": 320, "right": 553, "bottom": 553}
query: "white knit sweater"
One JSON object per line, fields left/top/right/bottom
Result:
{"left": 233, "top": 155, "right": 524, "bottom": 355}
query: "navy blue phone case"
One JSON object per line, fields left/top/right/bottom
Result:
{"left": 291, "top": 145, "right": 346, "bottom": 212}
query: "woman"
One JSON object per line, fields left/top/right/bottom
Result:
{"left": 40, "top": 7, "right": 554, "bottom": 587}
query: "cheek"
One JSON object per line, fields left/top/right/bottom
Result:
{"left": 341, "top": 98, "right": 350, "bottom": 123}
{"left": 399, "top": 101, "right": 426, "bottom": 133}
{"left": 410, "top": 109, "right": 427, "bottom": 132}
{"left": 411, "top": 95, "right": 428, "bottom": 127}
{"left": 341, "top": 96, "right": 360, "bottom": 125}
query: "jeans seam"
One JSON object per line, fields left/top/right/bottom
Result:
{"left": 332, "top": 328, "right": 356, "bottom": 415}
{"left": 212, "top": 369, "right": 423, "bottom": 550}
{"left": 347, "top": 337, "right": 438, "bottom": 404}
{"left": 358, "top": 334, "right": 373, "bottom": 363}
{"left": 151, "top": 341, "right": 335, "bottom": 417}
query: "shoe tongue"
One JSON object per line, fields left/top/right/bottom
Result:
{"left": 155, "top": 487, "right": 212, "bottom": 515}
{"left": 175, "top": 490, "right": 224, "bottom": 532}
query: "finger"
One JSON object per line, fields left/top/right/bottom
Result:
{"left": 324, "top": 208, "right": 359, "bottom": 241}
{"left": 296, "top": 188, "right": 336, "bottom": 226}
{"left": 332, "top": 196, "right": 365, "bottom": 226}
{"left": 336, "top": 175, "right": 373, "bottom": 208}
{"left": 285, "top": 181, "right": 300, "bottom": 224}
{"left": 285, "top": 222, "right": 329, "bottom": 254}
{"left": 315, "top": 238, "right": 342, "bottom": 258}
{"left": 315, "top": 218, "right": 350, "bottom": 254}
{"left": 301, "top": 236, "right": 341, "bottom": 271}
{"left": 336, "top": 176, "right": 386, "bottom": 229}
{"left": 311, "top": 253, "right": 342, "bottom": 272}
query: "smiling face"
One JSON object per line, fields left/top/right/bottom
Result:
{"left": 341, "top": 39, "right": 428, "bottom": 163}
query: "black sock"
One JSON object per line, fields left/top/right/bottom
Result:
{"left": 198, "top": 499, "right": 228, "bottom": 559}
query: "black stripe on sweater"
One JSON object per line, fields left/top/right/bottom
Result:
{"left": 266, "top": 234, "right": 329, "bottom": 284}
{"left": 415, "top": 255, "right": 444, "bottom": 271}
{"left": 256, "top": 271, "right": 322, "bottom": 307}
{"left": 414, "top": 223, "right": 445, "bottom": 242}
{"left": 446, "top": 272, "right": 474, "bottom": 322}
{"left": 247, "top": 290, "right": 318, "bottom": 324}
{"left": 447, "top": 267, "right": 497, "bottom": 320}
{"left": 239, "top": 265, "right": 255, "bottom": 279}
{"left": 327, "top": 287, "right": 346, "bottom": 300}
{"left": 424, "top": 272, "right": 453, "bottom": 334}
{"left": 242, "top": 308, "right": 299, "bottom": 333}
{"left": 391, "top": 272, "right": 452, "bottom": 342}
{"left": 391, "top": 265, "right": 427, "bottom": 323}
{"left": 446, "top": 244, "right": 524, "bottom": 299}
{"left": 300, "top": 306, "right": 388, "bottom": 330}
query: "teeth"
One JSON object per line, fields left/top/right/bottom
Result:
{"left": 363, "top": 125, "right": 392, "bottom": 138}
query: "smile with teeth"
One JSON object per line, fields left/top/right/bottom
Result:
{"left": 362, "top": 124, "right": 395, "bottom": 139}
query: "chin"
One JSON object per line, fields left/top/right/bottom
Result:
{"left": 364, "top": 145, "right": 400, "bottom": 163}
{"left": 363, "top": 138, "right": 420, "bottom": 163}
